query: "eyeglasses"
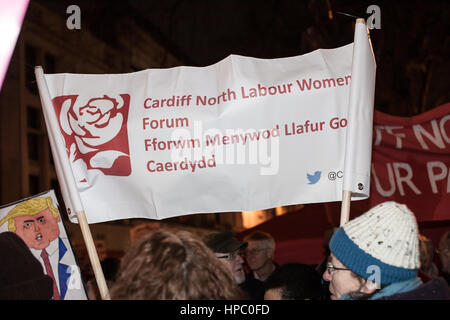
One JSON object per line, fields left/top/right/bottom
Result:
{"left": 217, "top": 250, "right": 243, "bottom": 260}
{"left": 326, "top": 262, "right": 350, "bottom": 275}
{"left": 244, "top": 248, "right": 269, "bottom": 256}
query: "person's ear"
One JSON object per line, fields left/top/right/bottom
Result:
{"left": 360, "top": 280, "right": 378, "bottom": 294}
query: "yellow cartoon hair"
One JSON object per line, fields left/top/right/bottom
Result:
{"left": 0, "top": 197, "right": 59, "bottom": 232}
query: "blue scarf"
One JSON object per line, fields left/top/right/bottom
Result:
{"left": 340, "top": 277, "right": 423, "bottom": 300}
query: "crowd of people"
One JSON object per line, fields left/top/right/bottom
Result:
{"left": 108, "top": 201, "right": 450, "bottom": 300}
{"left": 1, "top": 201, "right": 450, "bottom": 300}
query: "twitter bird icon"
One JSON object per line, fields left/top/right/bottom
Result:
{"left": 307, "top": 171, "right": 321, "bottom": 184}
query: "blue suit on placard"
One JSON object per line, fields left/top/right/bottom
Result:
{"left": 58, "top": 237, "right": 70, "bottom": 299}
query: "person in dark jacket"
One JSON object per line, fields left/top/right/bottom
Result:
{"left": 0, "top": 232, "right": 53, "bottom": 300}
{"left": 438, "top": 230, "right": 450, "bottom": 286}
{"left": 243, "top": 231, "right": 278, "bottom": 282}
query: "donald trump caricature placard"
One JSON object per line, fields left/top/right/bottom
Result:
{"left": 0, "top": 190, "right": 87, "bottom": 300}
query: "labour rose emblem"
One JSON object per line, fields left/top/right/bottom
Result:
{"left": 52, "top": 94, "right": 132, "bottom": 184}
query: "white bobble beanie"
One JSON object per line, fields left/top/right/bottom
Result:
{"left": 329, "top": 201, "right": 420, "bottom": 284}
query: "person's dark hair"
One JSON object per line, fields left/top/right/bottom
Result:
{"left": 101, "top": 257, "right": 120, "bottom": 282}
{"left": 439, "top": 230, "right": 450, "bottom": 252}
{"left": 0, "top": 232, "right": 53, "bottom": 300}
{"left": 264, "top": 263, "right": 323, "bottom": 300}
{"left": 110, "top": 230, "right": 244, "bottom": 300}
{"left": 243, "top": 230, "right": 275, "bottom": 249}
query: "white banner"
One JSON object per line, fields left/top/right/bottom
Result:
{"left": 40, "top": 36, "right": 374, "bottom": 223}
{"left": 343, "top": 20, "right": 376, "bottom": 196}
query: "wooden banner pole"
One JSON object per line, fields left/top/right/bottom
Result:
{"left": 77, "top": 210, "right": 111, "bottom": 300}
{"left": 340, "top": 190, "right": 352, "bottom": 226}
{"left": 34, "top": 66, "right": 111, "bottom": 300}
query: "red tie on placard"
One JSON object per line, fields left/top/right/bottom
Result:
{"left": 40, "top": 249, "right": 61, "bottom": 300}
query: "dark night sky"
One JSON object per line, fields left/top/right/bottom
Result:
{"left": 36, "top": 0, "right": 449, "bottom": 116}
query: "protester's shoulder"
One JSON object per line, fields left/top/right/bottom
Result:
{"left": 245, "top": 276, "right": 264, "bottom": 287}
{"left": 379, "top": 277, "right": 450, "bottom": 300}
{"left": 439, "top": 271, "right": 450, "bottom": 286}
{"left": 241, "top": 276, "right": 264, "bottom": 292}
{"left": 240, "top": 277, "right": 265, "bottom": 300}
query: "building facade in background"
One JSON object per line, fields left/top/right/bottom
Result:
{"left": 0, "top": 2, "right": 248, "bottom": 261}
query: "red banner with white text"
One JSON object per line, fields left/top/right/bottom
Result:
{"left": 370, "top": 103, "right": 450, "bottom": 222}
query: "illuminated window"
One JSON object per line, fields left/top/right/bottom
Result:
{"left": 241, "top": 209, "right": 274, "bottom": 229}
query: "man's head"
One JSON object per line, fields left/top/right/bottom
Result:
{"left": 439, "top": 230, "right": 450, "bottom": 273}
{"left": 0, "top": 197, "right": 61, "bottom": 250}
{"left": 203, "top": 231, "right": 248, "bottom": 285}
{"left": 111, "top": 230, "right": 243, "bottom": 299}
{"left": 419, "top": 234, "right": 435, "bottom": 271}
{"left": 243, "top": 231, "right": 275, "bottom": 272}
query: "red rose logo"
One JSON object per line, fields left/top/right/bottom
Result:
{"left": 52, "top": 94, "right": 131, "bottom": 182}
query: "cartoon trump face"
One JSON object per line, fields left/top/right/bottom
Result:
{"left": 0, "top": 197, "right": 61, "bottom": 250}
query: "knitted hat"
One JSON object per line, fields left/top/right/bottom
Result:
{"left": 329, "top": 201, "right": 420, "bottom": 285}
{"left": 0, "top": 232, "right": 53, "bottom": 300}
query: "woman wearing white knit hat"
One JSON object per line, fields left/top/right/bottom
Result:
{"left": 322, "top": 201, "right": 450, "bottom": 300}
